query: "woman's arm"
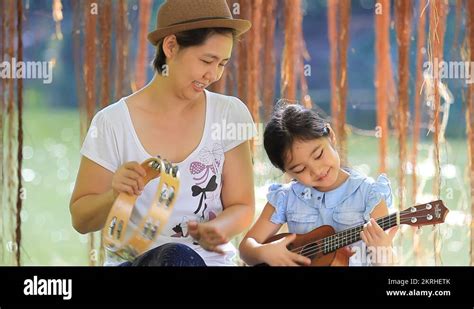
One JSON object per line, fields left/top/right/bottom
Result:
{"left": 69, "top": 157, "right": 116, "bottom": 234}
{"left": 69, "top": 157, "right": 145, "bottom": 234}
{"left": 215, "top": 140, "right": 256, "bottom": 237}
{"left": 188, "top": 141, "right": 255, "bottom": 252}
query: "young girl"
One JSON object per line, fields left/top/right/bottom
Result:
{"left": 239, "top": 104, "right": 398, "bottom": 266}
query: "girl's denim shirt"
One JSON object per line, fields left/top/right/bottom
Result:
{"left": 267, "top": 168, "right": 393, "bottom": 266}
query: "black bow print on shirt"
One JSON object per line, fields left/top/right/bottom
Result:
{"left": 192, "top": 175, "right": 217, "bottom": 219}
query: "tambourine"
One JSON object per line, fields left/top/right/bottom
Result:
{"left": 103, "top": 157, "right": 180, "bottom": 261}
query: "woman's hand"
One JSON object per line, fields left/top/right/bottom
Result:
{"left": 257, "top": 234, "right": 311, "bottom": 266}
{"left": 111, "top": 161, "right": 147, "bottom": 198}
{"left": 187, "top": 221, "right": 229, "bottom": 254}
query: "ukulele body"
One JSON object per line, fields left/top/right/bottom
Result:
{"left": 265, "top": 225, "right": 353, "bottom": 266}
{"left": 261, "top": 200, "right": 449, "bottom": 267}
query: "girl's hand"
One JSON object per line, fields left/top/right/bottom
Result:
{"left": 360, "top": 218, "right": 398, "bottom": 248}
{"left": 111, "top": 161, "right": 147, "bottom": 198}
{"left": 258, "top": 234, "right": 312, "bottom": 266}
{"left": 188, "top": 221, "right": 228, "bottom": 254}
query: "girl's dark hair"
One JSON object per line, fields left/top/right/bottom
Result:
{"left": 264, "top": 103, "right": 330, "bottom": 171}
{"left": 153, "top": 27, "right": 237, "bottom": 74}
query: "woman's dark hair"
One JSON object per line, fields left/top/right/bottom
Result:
{"left": 263, "top": 103, "right": 331, "bottom": 171}
{"left": 153, "top": 27, "right": 237, "bottom": 74}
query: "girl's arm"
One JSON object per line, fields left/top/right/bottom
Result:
{"left": 239, "top": 203, "right": 311, "bottom": 266}
{"left": 239, "top": 203, "right": 282, "bottom": 265}
{"left": 188, "top": 141, "right": 255, "bottom": 252}
{"left": 361, "top": 200, "right": 399, "bottom": 265}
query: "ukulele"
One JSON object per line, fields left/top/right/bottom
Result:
{"left": 262, "top": 200, "right": 449, "bottom": 266}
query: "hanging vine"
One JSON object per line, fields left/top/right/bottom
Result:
{"left": 337, "top": 0, "right": 350, "bottom": 165}
{"left": 99, "top": 0, "right": 112, "bottom": 108}
{"left": 15, "top": 0, "right": 24, "bottom": 267}
{"left": 375, "top": 0, "right": 391, "bottom": 174}
{"left": 262, "top": 0, "right": 277, "bottom": 121}
{"left": 0, "top": 0, "right": 6, "bottom": 264}
{"left": 412, "top": 0, "right": 428, "bottom": 266}
{"left": 135, "top": 0, "right": 152, "bottom": 90}
{"left": 247, "top": 0, "right": 262, "bottom": 131}
{"left": 428, "top": 0, "right": 448, "bottom": 266}
{"left": 328, "top": 0, "right": 339, "bottom": 148}
{"left": 395, "top": 0, "right": 412, "bottom": 214}
{"left": 7, "top": 0, "right": 18, "bottom": 266}
{"left": 466, "top": 0, "right": 474, "bottom": 267}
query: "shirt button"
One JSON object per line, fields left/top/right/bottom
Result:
{"left": 317, "top": 196, "right": 321, "bottom": 200}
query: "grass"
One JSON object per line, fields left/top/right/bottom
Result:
{"left": 1, "top": 107, "right": 470, "bottom": 266}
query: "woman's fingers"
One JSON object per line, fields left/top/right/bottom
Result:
{"left": 124, "top": 170, "right": 144, "bottom": 191}
{"left": 121, "top": 177, "right": 140, "bottom": 195}
{"left": 125, "top": 162, "right": 147, "bottom": 177}
{"left": 209, "top": 245, "right": 225, "bottom": 255}
{"left": 117, "top": 184, "right": 134, "bottom": 196}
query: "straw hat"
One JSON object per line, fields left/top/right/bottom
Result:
{"left": 147, "top": 0, "right": 252, "bottom": 46}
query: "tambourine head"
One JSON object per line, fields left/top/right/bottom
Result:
{"left": 102, "top": 156, "right": 181, "bottom": 261}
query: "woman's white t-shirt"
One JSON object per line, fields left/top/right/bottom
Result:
{"left": 80, "top": 90, "right": 257, "bottom": 266}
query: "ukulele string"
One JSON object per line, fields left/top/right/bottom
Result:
{"left": 297, "top": 215, "right": 423, "bottom": 258}
{"left": 294, "top": 215, "right": 433, "bottom": 259}
{"left": 289, "top": 214, "right": 396, "bottom": 254}
{"left": 288, "top": 208, "right": 422, "bottom": 254}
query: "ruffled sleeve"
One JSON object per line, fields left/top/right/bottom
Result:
{"left": 266, "top": 183, "right": 290, "bottom": 224}
{"left": 363, "top": 174, "right": 393, "bottom": 221}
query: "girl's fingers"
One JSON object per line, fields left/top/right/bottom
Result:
{"left": 292, "top": 253, "right": 311, "bottom": 265}
{"left": 287, "top": 259, "right": 299, "bottom": 266}
{"left": 366, "top": 220, "right": 376, "bottom": 234}
{"left": 366, "top": 222, "right": 377, "bottom": 240}
{"left": 361, "top": 229, "right": 372, "bottom": 245}
{"left": 388, "top": 226, "right": 399, "bottom": 240}
{"left": 371, "top": 218, "right": 385, "bottom": 234}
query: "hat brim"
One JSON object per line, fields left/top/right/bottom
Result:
{"left": 147, "top": 18, "right": 252, "bottom": 46}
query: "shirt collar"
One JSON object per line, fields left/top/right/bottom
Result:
{"left": 291, "top": 168, "right": 366, "bottom": 208}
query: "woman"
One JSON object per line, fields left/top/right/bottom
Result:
{"left": 70, "top": 0, "right": 256, "bottom": 266}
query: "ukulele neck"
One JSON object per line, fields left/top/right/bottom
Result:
{"left": 317, "top": 213, "right": 399, "bottom": 255}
